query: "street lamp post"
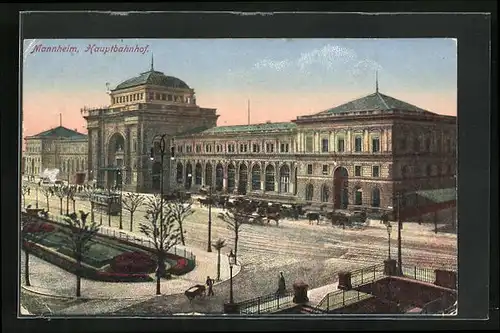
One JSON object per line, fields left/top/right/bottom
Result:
{"left": 223, "top": 249, "right": 237, "bottom": 313}
{"left": 207, "top": 185, "right": 213, "bottom": 252}
{"left": 35, "top": 183, "right": 39, "bottom": 209}
{"left": 386, "top": 223, "right": 392, "bottom": 259}
{"left": 66, "top": 172, "right": 70, "bottom": 215}
{"left": 150, "top": 134, "right": 168, "bottom": 295}
{"left": 107, "top": 185, "right": 112, "bottom": 227}
{"left": 117, "top": 169, "right": 123, "bottom": 230}
{"left": 396, "top": 192, "right": 403, "bottom": 275}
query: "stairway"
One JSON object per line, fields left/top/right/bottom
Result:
{"left": 300, "top": 304, "right": 327, "bottom": 314}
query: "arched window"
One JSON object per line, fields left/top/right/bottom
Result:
{"left": 176, "top": 162, "right": 183, "bottom": 184}
{"left": 251, "top": 164, "right": 261, "bottom": 191}
{"left": 205, "top": 163, "right": 213, "bottom": 187}
{"left": 321, "top": 184, "right": 330, "bottom": 202}
{"left": 305, "top": 184, "right": 314, "bottom": 201}
{"left": 354, "top": 187, "right": 363, "bottom": 206}
{"left": 371, "top": 188, "right": 381, "bottom": 207}
{"left": 195, "top": 163, "right": 202, "bottom": 185}
{"left": 265, "top": 164, "right": 275, "bottom": 192}
{"left": 279, "top": 165, "right": 290, "bottom": 193}
{"left": 293, "top": 167, "right": 298, "bottom": 195}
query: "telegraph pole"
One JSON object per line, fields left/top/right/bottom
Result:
{"left": 396, "top": 192, "right": 403, "bottom": 275}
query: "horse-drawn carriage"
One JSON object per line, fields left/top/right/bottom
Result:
{"left": 184, "top": 284, "right": 206, "bottom": 301}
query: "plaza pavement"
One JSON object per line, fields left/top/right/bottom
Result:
{"left": 21, "top": 234, "right": 240, "bottom": 300}
{"left": 21, "top": 182, "right": 457, "bottom": 315}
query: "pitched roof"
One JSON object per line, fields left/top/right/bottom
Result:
{"left": 315, "top": 92, "right": 434, "bottom": 115}
{"left": 27, "top": 126, "right": 87, "bottom": 140}
{"left": 197, "top": 122, "right": 296, "bottom": 135}
{"left": 113, "top": 69, "right": 190, "bottom": 91}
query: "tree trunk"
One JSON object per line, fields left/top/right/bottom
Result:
{"left": 46, "top": 198, "right": 50, "bottom": 211}
{"left": 216, "top": 249, "right": 221, "bottom": 281}
{"left": 179, "top": 221, "right": 185, "bottom": 245}
{"left": 129, "top": 211, "right": 134, "bottom": 232}
{"left": 76, "top": 258, "right": 82, "bottom": 297}
{"left": 24, "top": 249, "right": 31, "bottom": 286}
{"left": 60, "top": 198, "right": 63, "bottom": 214}
{"left": 234, "top": 232, "right": 239, "bottom": 263}
{"left": 72, "top": 199, "right": 76, "bottom": 213}
{"left": 90, "top": 202, "right": 95, "bottom": 223}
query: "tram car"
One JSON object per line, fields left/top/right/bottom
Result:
{"left": 91, "top": 192, "right": 122, "bottom": 215}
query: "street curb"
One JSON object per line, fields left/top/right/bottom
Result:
{"left": 21, "top": 285, "right": 154, "bottom": 301}
{"left": 20, "top": 264, "right": 242, "bottom": 301}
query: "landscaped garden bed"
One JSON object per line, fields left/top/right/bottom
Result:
{"left": 22, "top": 214, "right": 196, "bottom": 282}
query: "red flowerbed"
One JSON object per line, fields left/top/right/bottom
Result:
{"left": 109, "top": 251, "right": 156, "bottom": 274}
{"left": 23, "top": 222, "right": 55, "bottom": 233}
{"left": 172, "top": 258, "right": 188, "bottom": 271}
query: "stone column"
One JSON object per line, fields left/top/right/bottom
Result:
{"left": 386, "top": 128, "right": 392, "bottom": 152}
{"left": 292, "top": 281, "right": 309, "bottom": 304}
{"left": 384, "top": 258, "right": 397, "bottom": 275}
{"left": 297, "top": 132, "right": 302, "bottom": 152}
{"left": 223, "top": 164, "right": 228, "bottom": 192}
{"left": 212, "top": 164, "right": 217, "bottom": 189}
{"left": 434, "top": 269, "right": 457, "bottom": 290}
{"left": 364, "top": 129, "right": 369, "bottom": 153}
{"left": 234, "top": 163, "right": 240, "bottom": 194}
{"left": 201, "top": 162, "right": 205, "bottom": 186}
{"left": 338, "top": 271, "right": 352, "bottom": 290}
{"left": 274, "top": 163, "right": 279, "bottom": 192}
{"left": 247, "top": 165, "right": 252, "bottom": 192}
{"left": 260, "top": 163, "right": 265, "bottom": 192}
{"left": 346, "top": 129, "right": 352, "bottom": 153}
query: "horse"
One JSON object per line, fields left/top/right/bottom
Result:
{"left": 306, "top": 212, "right": 321, "bottom": 225}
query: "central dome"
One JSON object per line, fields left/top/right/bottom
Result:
{"left": 113, "top": 69, "right": 190, "bottom": 91}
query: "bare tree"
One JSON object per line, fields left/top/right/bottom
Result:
{"left": 212, "top": 239, "right": 226, "bottom": 281}
{"left": 21, "top": 185, "right": 30, "bottom": 208}
{"left": 82, "top": 188, "right": 100, "bottom": 224}
{"left": 40, "top": 187, "right": 52, "bottom": 212}
{"left": 21, "top": 206, "right": 51, "bottom": 286}
{"left": 165, "top": 199, "right": 194, "bottom": 246}
{"left": 121, "top": 192, "right": 145, "bottom": 232}
{"left": 61, "top": 210, "right": 99, "bottom": 297}
{"left": 139, "top": 195, "right": 181, "bottom": 295}
{"left": 53, "top": 186, "right": 65, "bottom": 214}
{"left": 217, "top": 205, "right": 249, "bottom": 263}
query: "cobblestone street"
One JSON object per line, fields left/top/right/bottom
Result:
{"left": 21, "top": 188, "right": 457, "bottom": 315}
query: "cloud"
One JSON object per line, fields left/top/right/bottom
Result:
{"left": 253, "top": 58, "right": 293, "bottom": 71}
{"left": 297, "top": 44, "right": 357, "bottom": 72}
{"left": 250, "top": 43, "right": 377, "bottom": 77}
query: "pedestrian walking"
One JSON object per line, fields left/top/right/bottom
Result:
{"left": 277, "top": 271, "right": 286, "bottom": 296}
{"left": 206, "top": 276, "right": 215, "bottom": 296}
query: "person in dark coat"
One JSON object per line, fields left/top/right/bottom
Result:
{"left": 277, "top": 272, "right": 286, "bottom": 296}
{"left": 206, "top": 276, "right": 215, "bottom": 296}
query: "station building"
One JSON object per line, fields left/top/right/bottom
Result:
{"left": 25, "top": 63, "right": 457, "bottom": 219}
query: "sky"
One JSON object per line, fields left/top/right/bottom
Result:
{"left": 22, "top": 38, "right": 457, "bottom": 139}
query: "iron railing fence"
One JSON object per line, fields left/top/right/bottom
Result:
{"left": 316, "top": 289, "right": 373, "bottom": 312}
{"left": 237, "top": 291, "right": 295, "bottom": 314}
{"left": 350, "top": 264, "right": 386, "bottom": 287}
{"left": 400, "top": 265, "right": 435, "bottom": 284}
{"left": 25, "top": 211, "right": 196, "bottom": 263}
